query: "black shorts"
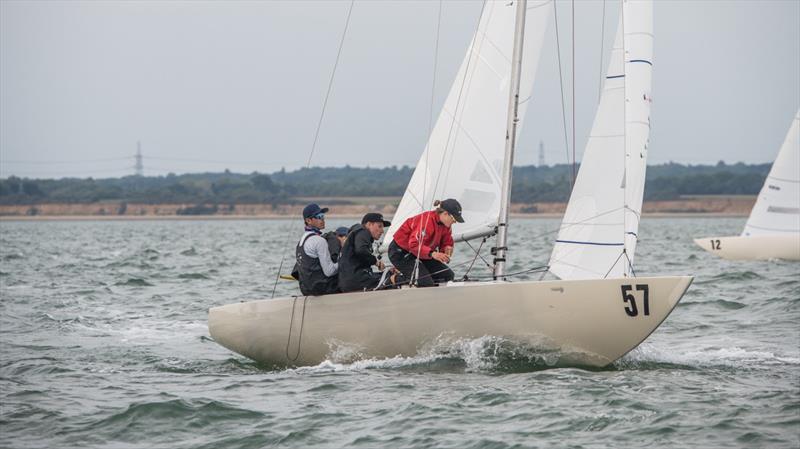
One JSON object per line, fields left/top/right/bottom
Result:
{"left": 388, "top": 241, "right": 454, "bottom": 287}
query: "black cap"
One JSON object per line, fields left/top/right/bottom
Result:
{"left": 335, "top": 226, "right": 349, "bottom": 236}
{"left": 361, "top": 212, "right": 391, "bottom": 227}
{"left": 439, "top": 198, "right": 464, "bottom": 223}
{"left": 302, "top": 203, "right": 329, "bottom": 219}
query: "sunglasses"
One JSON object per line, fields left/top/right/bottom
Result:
{"left": 312, "top": 213, "right": 325, "bottom": 220}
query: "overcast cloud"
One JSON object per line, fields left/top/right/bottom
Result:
{"left": 1, "top": 0, "right": 798, "bottom": 179}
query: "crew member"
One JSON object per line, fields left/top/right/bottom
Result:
{"left": 388, "top": 199, "right": 463, "bottom": 287}
{"left": 338, "top": 212, "right": 396, "bottom": 292}
{"left": 295, "top": 203, "right": 339, "bottom": 295}
{"left": 291, "top": 225, "right": 347, "bottom": 279}
{"left": 323, "top": 226, "right": 349, "bottom": 263}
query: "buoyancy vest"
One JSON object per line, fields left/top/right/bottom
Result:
{"left": 295, "top": 232, "right": 338, "bottom": 296}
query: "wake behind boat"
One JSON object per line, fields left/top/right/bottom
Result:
{"left": 209, "top": 0, "right": 692, "bottom": 368}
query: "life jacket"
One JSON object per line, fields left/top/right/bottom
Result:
{"left": 295, "top": 231, "right": 338, "bottom": 296}
{"left": 290, "top": 231, "right": 341, "bottom": 280}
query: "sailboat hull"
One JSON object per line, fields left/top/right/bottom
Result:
{"left": 208, "top": 276, "right": 692, "bottom": 368}
{"left": 694, "top": 234, "right": 800, "bottom": 261}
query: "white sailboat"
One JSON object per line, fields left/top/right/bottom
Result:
{"left": 208, "top": 0, "right": 692, "bottom": 368}
{"left": 694, "top": 111, "right": 800, "bottom": 261}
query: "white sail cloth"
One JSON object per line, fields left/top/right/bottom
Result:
{"left": 743, "top": 110, "right": 800, "bottom": 237}
{"left": 383, "top": 0, "right": 552, "bottom": 246}
{"left": 549, "top": 0, "right": 653, "bottom": 280}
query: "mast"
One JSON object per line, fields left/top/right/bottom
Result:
{"left": 493, "top": 0, "right": 527, "bottom": 280}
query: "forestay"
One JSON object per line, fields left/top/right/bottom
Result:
{"left": 549, "top": 0, "right": 653, "bottom": 279}
{"left": 742, "top": 110, "right": 800, "bottom": 237}
{"left": 383, "top": 0, "right": 552, "bottom": 246}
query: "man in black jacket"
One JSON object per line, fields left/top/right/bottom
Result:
{"left": 338, "top": 213, "right": 394, "bottom": 292}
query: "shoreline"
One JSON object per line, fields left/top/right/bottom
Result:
{"left": 0, "top": 196, "right": 756, "bottom": 221}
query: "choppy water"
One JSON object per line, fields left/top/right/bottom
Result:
{"left": 1, "top": 218, "right": 798, "bottom": 448}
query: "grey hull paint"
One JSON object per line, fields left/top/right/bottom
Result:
{"left": 209, "top": 276, "right": 693, "bottom": 368}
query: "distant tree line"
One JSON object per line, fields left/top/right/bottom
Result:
{"left": 0, "top": 161, "right": 771, "bottom": 206}
{"left": 510, "top": 161, "right": 771, "bottom": 203}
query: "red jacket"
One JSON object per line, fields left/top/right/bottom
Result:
{"left": 392, "top": 210, "right": 454, "bottom": 260}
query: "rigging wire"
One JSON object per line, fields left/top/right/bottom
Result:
{"left": 425, "top": 0, "right": 443, "bottom": 141}
{"left": 410, "top": 0, "right": 444, "bottom": 286}
{"left": 461, "top": 236, "right": 492, "bottom": 280}
{"left": 624, "top": 250, "right": 637, "bottom": 277}
{"left": 442, "top": 207, "right": 637, "bottom": 282}
{"left": 270, "top": 0, "right": 356, "bottom": 298}
{"left": 571, "top": 0, "right": 576, "bottom": 187}
{"left": 598, "top": 0, "right": 606, "bottom": 103}
{"left": 552, "top": 2, "right": 573, "bottom": 191}
{"left": 430, "top": 0, "right": 487, "bottom": 200}
{"left": 384, "top": 259, "right": 548, "bottom": 289}
{"left": 548, "top": 1, "right": 642, "bottom": 280}
{"left": 468, "top": 265, "right": 549, "bottom": 282}
{"left": 304, "top": 2, "right": 355, "bottom": 169}
{"left": 1, "top": 167, "right": 135, "bottom": 177}
{"left": 390, "top": 259, "right": 476, "bottom": 288}
{"left": 456, "top": 206, "right": 631, "bottom": 280}
{"left": 2, "top": 156, "right": 132, "bottom": 165}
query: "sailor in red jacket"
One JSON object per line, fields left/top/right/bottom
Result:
{"left": 388, "top": 198, "right": 463, "bottom": 287}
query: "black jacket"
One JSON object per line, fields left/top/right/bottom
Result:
{"left": 338, "top": 224, "right": 380, "bottom": 292}
{"left": 322, "top": 231, "right": 343, "bottom": 263}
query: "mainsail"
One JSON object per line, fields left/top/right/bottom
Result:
{"left": 742, "top": 110, "right": 800, "bottom": 237}
{"left": 549, "top": 0, "right": 653, "bottom": 280}
{"left": 383, "top": 0, "right": 552, "bottom": 245}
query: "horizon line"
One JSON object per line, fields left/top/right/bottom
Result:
{"left": 0, "top": 159, "right": 774, "bottom": 181}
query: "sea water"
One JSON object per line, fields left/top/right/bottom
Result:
{"left": 0, "top": 218, "right": 798, "bottom": 448}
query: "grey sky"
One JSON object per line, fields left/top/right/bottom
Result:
{"left": 1, "top": 0, "right": 798, "bottom": 179}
